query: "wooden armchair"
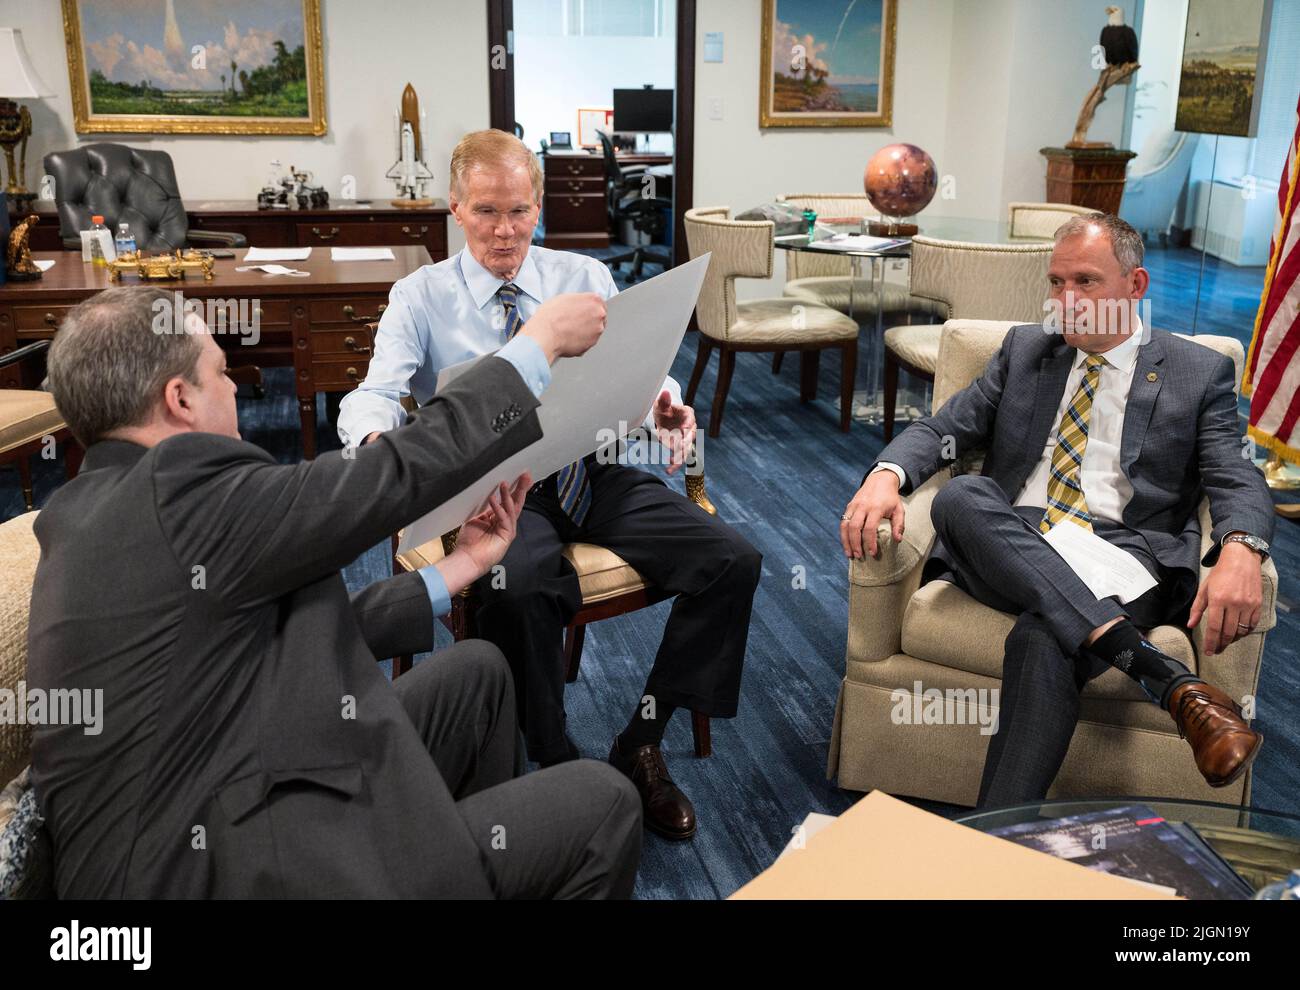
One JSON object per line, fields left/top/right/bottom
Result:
{"left": 1, "top": 341, "right": 82, "bottom": 509}
{"left": 390, "top": 445, "right": 719, "bottom": 758}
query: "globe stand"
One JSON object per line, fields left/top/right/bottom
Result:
{"left": 867, "top": 219, "right": 919, "bottom": 237}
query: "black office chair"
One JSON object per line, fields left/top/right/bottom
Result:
{"left": 597, "top": 130, "right": 671, "bottom": 284}
{"left": 43, "top": 143, "right": 247, "bottom": 252}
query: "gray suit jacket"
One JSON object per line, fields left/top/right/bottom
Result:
{"left": 872, "top": 324, "right": 1275, "bottom": 576}
{"left": 27, "top": 356, "right": 541, "bottom": 898}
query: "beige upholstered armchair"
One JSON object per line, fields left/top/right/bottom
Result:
{"left": 683, "top": 207, "right": 860, "bottom": 435}
{"left": 1007, "top": 201, "right": 1100, "bottom": 238}
{"left": 882, "top": 237, "right": 1054, "bottom": 439}
{"left": 829, "top": 320, "right": 1277, "bottom": 809}
{"left": 2, "top": 342, "right": 82, "bottom": 509}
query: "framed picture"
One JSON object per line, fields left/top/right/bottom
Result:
{"left": 577, "top": 107, "right": 614, "bottom": 148}
{"left": 760, "top": 0, "right": 896, "bottom": 128}
{"left": 61, "top": 0, "right": 326, "bottom": 136}
{"left": 1174, "top": 0, "right": 1273, "bottom": 138}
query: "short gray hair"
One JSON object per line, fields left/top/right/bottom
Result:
{"left": 1053, "top": 213, "right": 1144, "bottom": 273}
{"left": 46, "top": 286, "right": 205, "bottom": 446}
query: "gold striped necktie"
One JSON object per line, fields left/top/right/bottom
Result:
{"left": 1040, "top": 353, "right": 1107, "bottom": 534}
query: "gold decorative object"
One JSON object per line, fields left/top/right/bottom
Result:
{"left": 4, "top": 213, "right": 42, "bottom": 280}
{"left": 108, "top": 248, "right": 215, "bottom": 282}
{"left": 61, "top": 0, "right": 327, "bottom": 136}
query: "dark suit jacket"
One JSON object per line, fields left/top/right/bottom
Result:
{"left": 27, "top": 357, "right": 541, "bottom": 898}
{"left": 872, "top": 325, "right": 1275, "bottom": 576}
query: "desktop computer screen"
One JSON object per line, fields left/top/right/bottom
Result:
{"left": 613, "top": 88, "right": 674, "bottom": 133}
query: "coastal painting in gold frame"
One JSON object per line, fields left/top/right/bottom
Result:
{"left": 62, "top": 0, "right": 326, "bottom": 136}
{"left": 760, "top": 0, "right": 895, "bottom": 128}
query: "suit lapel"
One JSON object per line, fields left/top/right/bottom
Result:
{"left": 1026, "top": 342, "right": 1076, "bottom": 463}
{"left": 1120, "top": 333, "right": 1166, "bottom": 474}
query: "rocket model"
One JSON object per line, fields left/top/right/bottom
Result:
{"left": 387, "top": 83, "right": 434, "bottom": 207}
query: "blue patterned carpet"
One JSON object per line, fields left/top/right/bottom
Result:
{"left": 4, "top": 245, "right": 1296, "bottom": 900}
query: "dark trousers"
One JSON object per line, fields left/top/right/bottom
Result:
{"left": 472, "top": 459, "right": 761, "bottom": 763}
{"left": 926, "top": 475, "right": 1196, "bottom": 809}
{"left": 394, "top": 639, "right": 642, "bottom": 898}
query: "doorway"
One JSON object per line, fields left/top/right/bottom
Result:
{"left": 486, "top": 0, "right": 696, "bottom": 281}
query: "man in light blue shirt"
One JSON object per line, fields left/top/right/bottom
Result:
{"left": 338, "top": 130, "right": 761, "bottom": 841}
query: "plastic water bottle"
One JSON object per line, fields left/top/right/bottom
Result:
{"left": 89, "top": 215, "right": 109, "bottom": 267}
{"left": 114, "top": 222, "right": 136, "bottom": 257}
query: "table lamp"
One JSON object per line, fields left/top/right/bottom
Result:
{"left": 0, "top": 27, "right": 55, "bottom": 209}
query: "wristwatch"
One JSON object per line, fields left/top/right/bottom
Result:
{"left": 1222, "top": 532, "right": 1270, "bottom": 560}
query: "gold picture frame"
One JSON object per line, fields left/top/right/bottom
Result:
{"left": 760, "top": 0, "right": 896, "bottom": 128}
{"left": 62, "top": 0, "right": 327, "bottom": 136}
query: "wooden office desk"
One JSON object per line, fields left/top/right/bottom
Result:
{"left": 8, "top": 199, "right": 450, "bottom": 261}
{"left": 0, "top": 245, "right": 431, "bottom": 458}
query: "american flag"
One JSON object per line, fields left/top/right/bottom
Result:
{"left": 1244, "top": 91, "right": 1300, "bottom": 464}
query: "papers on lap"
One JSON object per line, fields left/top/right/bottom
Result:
{"left": 395, "top": 253, "right": 712, "bottom": 553}
{"left": 1040, "top": 521, "right": 1158, "bottom": 604}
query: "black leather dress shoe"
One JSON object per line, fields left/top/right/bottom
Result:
{"left": 608, "top": 737, "right": 696, "bottom": 840}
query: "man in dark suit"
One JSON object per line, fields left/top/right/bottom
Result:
{"left": 27, "top": 284, "right": 642, "bottom": 898}
{"left": 841, "top": 214, "right": 1273, "bottom": 806}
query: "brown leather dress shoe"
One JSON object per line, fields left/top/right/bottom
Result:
{"left": 608, "top": 737, "right": 697, "bottom": 840}
{"left": 1167, "top": 681, "right": 1263, "bottom": 788}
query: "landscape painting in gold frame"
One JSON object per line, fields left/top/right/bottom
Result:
{"left": 62, "top": 0, "right": 326, "bottom": 136}
{"left": 760, "top": 0, "right": 895, "bottom": 128}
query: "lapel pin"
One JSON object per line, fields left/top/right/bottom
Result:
{"left": 1146, "top": 372, "right": 1158, "bottom": 383}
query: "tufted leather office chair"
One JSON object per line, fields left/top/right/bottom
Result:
{"left": 42, "top": 143, "right": 247, "bottom": 252}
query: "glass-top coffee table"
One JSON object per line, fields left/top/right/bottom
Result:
{"left": 956, "top": 797, "right": 1300, "bottom": 897}
{"left": 775, "top": 217, "right": 1052, "bottom": 426}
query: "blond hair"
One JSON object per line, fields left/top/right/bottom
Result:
{"left": 449, "top": 129, "right": 544, "bottom": 202}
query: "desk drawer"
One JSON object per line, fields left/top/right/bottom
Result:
{"left": 312, "top": 328, "right": 374, "bottom": 357}
{"left": 546, "top": 156, "right": 604, "bottom": 178}
{"left": 313, "top": 357, "right": 371, "bottom": 388}
{"left": 308, "top": 297, "right": 389, "bottom": 326}
{"left": 14, "top": 305, "right": 74, "bottom": 332}
{"left": 296, "top": 221, "right": 447, "bottom": 250}
{"left": 543, "top": 193, "right": 606, "bottom": 233}
{"left": 249, "top": 299, "right": 293, "bottom": 327}
{"left": 546, "top": 175, "right": 604, "bottom": 195}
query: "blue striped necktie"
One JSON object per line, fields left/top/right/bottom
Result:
{"left": 498, "top": 283, "right": 591, "bottom": 524}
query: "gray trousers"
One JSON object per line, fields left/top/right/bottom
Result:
{"left": 927, "top": 475, "right": 1195, "bottom": 809}
{"left": 394, "top": 640, "right": 642, "bottom": 898}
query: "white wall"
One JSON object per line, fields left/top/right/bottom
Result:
{"left": 0, "top": 0, "right": 489, "bottom": 254}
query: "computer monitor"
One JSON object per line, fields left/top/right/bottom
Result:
{"left": 613, "top": 88, "right": 674, "bottom": 133}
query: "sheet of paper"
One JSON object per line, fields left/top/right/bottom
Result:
{"left": 397, "top": 253, "right": 711, "bottom": 552}
{"left": 243, "top": 247, "right": 312, "bottom": 262}
{"left": 807, "top": 234, "right": 909, "bottom": 253}
{"left": 34, "top": 259, "right": 56, "bottom": 272}
{"left": 330, "top": 247, "right": 396, "bottom": 262}
{"left": 1041, "top": 522, "right": 1158, "bottom": 605}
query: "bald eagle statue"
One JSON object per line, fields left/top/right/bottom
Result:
{"left": 1100, "top": 6, "right": 1139, "bottom": 66}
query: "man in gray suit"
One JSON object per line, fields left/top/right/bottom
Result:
{"left": 28, "top": 284, "right": 642, "bottom": 898}
{"left": 841, "top": 215, "right": 1273, "bottom": 806}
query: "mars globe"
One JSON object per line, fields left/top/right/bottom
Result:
{"left": 863, "top": 144, "right": 938, "bottom": 218}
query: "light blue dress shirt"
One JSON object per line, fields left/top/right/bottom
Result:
{"left": 339, "top": 245, "right": 680, "bottom": 624}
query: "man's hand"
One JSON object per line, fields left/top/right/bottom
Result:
{"left": 1188, "top": 539, "right": 1264, "bottom": 655}
{"left": 364, "top": 431, "right": 383, "bottom": 446}
{"left": 652, "top": 390, "right": 696, "bottom": 475}
{"left": 840, "top": 470, "right": 905, "bottom": 560}
{"left": 524, "top": 292, "right": 607, "bottom": 362}
{"left": 436, "top": 474, "right": 532, "bottom": 595}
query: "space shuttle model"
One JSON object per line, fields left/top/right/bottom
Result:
{"left": 387, "top": 83, "right": 434, "bottom": 207}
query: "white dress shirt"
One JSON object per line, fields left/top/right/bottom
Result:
{"left": 336, "top": 245, "right": 680, "bottom": 447}
{"left": 1013, "top": 322, "right": 1144, "bottom": 523}
{"left": 874, "top": 320, "right": 1147, "bottom": 527}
